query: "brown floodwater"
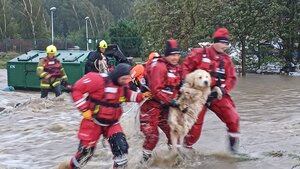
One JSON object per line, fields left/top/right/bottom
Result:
{"left": 0, "top": 69, "right": 299, "bottom": 169}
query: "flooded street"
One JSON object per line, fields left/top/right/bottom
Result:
{"left": 0, "top": 69, "right": 299, "bottom": 169}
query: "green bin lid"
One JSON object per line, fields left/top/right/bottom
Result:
{"left": 8, "top": 50, "right": 90, "bottom": 63}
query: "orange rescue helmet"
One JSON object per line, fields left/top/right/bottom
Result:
{"left": 148, "top": 52, "right": 159, "bottom": 61}
{"left": 129, "top": 64, "right": 145, "bottom": 81}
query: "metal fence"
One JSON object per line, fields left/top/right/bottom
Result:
{"left": 0, "top": 37, "right": 144, "bottom": 60}
{"left": 0, "top": 39, "right": 78, "bottom": 53}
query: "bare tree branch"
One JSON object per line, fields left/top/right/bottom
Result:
{"left": 42, "top": 13, "right": 48, "bottom": 32}
{"left": 71, "top": 3, "right": 81, "bottom": 30}
{"left": 2, "top": 0, "right": 7, "bottom": 35}
{"left": 22, "top": 0, "right": 36, "bottom": 40}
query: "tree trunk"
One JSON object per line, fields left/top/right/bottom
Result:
{"left": 22, "top": 0, "right": 36, "bottom": 41}
{"left": 298, "top": 33, "right": 300, "bottom": 62}
{"left": 241, "top": 39, "right": 247, "bottom": 76}
{"left": 93, "top": 8, "right": 101, "bottom": 37}
{"left": 42, "top": 13, "right": 48, "bottom": 32}
{"left": 3, "top": 0, "right": 7, "bottom": 36}
{"left": 71, "top": 4, "right": 81, "bottom": 30}
{"left": 88, "top": 7, "right": 97, "bottom": 38}
{"left": 0, "top": 0, "right": 7, "bottom": 38}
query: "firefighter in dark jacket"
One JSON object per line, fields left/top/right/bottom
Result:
{"left": 84, "top": 40, "right": 111, "bottom": 74}
{"left": 36, "top": 45, "right": 67, "bottom": 98}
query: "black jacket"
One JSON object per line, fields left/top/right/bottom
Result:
{"left": 84, "top": 51, "right": 103, "bottom": 74}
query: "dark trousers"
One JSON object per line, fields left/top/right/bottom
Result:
{"left": 40, "top": 85, "right": 62, "bottom": 98}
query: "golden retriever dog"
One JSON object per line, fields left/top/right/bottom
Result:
{"left": 168, "top": 69, "right": 222, "bottom": 152}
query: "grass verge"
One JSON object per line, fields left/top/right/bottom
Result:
{"left": 0, "top": 52, "right": 19, "bottom": 69}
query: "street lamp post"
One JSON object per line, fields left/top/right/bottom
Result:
{"left": 50, "top": 7, "right": 56, "bottom": 44}
{"left": 85, "top": 17, "right": 89, "bottom": 51}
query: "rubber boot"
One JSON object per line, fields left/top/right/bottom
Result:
{"left": 229, "top": 136, "right": 239, "bottom": 154}
{"left": 140, "top": 150, "right": 152, "bottom": 164}
{"left": 113, "top": 162, "right": 127, "bottom": 169}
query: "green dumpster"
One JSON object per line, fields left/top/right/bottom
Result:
{"left": 7, "top": 50, "right": 89, "bottom": 89}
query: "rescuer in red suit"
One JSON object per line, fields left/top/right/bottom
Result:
{"left": 61, "top": 63, "right": 150, "bottom": 169}
{"left": 182, "top": 27, "right": 240, "bottom": 154}
{"left": 140, "top": 39, "right": 182, "bottom": 162}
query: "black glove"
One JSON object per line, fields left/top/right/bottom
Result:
{"left": 207, "top": 87, "right": 227, "bottom": 104}
{"left": 168, "top": 99, "right": 178, "bottom": 108}
{"left": 206, "top": 91, "right": 218, "bottom": 104}
{"left": 61, "top": 80, "right": 67, "bottom": 87}
{"left": 180, "top": 80, "right": 184, "bottom": 87}
{"left": 61, "top": 80, "right": 73, "bottom": 92}
{"left": 161, "top": 99, "right": 178, "bottom": 109}
{"left": 176, "top": 80, "right": 184, "bottom": 90}
{"left": 128, "top": 81, "right": 138, "bottom": 92}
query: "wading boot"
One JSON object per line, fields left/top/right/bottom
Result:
{"left": 113, "top": 162, "right": 127, "bottom": 169}
{"left": 140, "top": 150, "right": 152, "bottom": 164}
{"left": 229, "top": 136, "right": 239, "bottom": 154}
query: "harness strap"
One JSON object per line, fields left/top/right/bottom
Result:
{"left": 216, "top": 58, "right": 224, "bottom": 87}
{"left": 164, "top": 85, "right": 178, "bottom": 91}
{"left": 210, "top": 72, "right": 225, "bottom": 79}
{"left": 88, "top": 76, "right": 122, "bottom": 108}
{"left": 124, "top": 86, "right": 128, "bottom": 99}
{"left": 209, "top": 57, "right": 225, "bottom": 87}
{"left": 88, "top": 97, "right": 121, "bottom": 108}
{"left": 92, "top": 117, "right": 119, "bottom": 126}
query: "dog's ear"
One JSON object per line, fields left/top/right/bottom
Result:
{"left": 185, "top": 72, "right": 195, "bottom": 87}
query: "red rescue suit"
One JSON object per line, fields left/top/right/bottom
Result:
{"left": 140, "top": 57, "right": 181, "bottom": 151}
{"left": 72, "top": 72, "right": 144, "bottom": 145}
{"left": 182, "top": 46, "right": 239, "bottom": 147}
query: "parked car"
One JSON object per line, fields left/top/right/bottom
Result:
{"left": 256, "top": 63, "right": 282, "bottom": 74}
{"left": 105, "top": 44, "right": 135, "bottom": 66}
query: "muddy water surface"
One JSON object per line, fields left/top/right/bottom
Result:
{"left": 0, "top": 69, "right": 299, "bottom": 169}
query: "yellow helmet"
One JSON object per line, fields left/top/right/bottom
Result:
{"left": 46, "top": 45, "right": 57, "bottom": 54}
{"left": 99, "top": 40, "right": 108, "bottom": 49}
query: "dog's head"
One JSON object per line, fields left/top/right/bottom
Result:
{"left": 185, "top": 69, "right": 211, "bottom": 89}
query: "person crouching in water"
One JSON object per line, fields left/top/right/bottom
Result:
{"left": 58, "top": 63, "right": 151, "bottom": 169}
{"left": 128, "top": 52, "right": 160, "bottom": 92}
{"left": 36, "top": 45, "right": 68, "bottom": 98}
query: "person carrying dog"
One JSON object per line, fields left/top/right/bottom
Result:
{"left": 182, "top": 27, "right": 240, "bottom": 154}
{"left": 58, "top": 63, "right": 151, "bottom": 169}
{"left": 139, "top": 39, "right": 181, "bottom": 163}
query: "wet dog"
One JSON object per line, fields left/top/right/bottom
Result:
{"left": 168, "top": 69, "right": 222, "bottom": 152}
